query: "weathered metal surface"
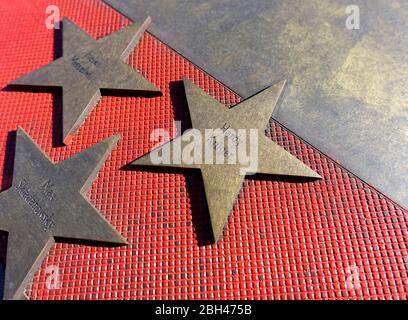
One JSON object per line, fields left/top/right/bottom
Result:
{"left": 105, "top": 0, "right": 408, "bottom": 208}
{"left": 9, "top": 17, "right": 161, "bottom": 145}
{"left": 0, "top": 128, "right": 127, "bottom": 300}
{"left": 129, "top": 78, "right": 321, "bottom": 242}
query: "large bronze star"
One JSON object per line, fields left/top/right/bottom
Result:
{"left": 9, "top": 17, "right": 161, "bottom": 145}
{"left": 129, "top": 78, "right": 321, "bottom": 242}
{"left": 0, "top": 128, "right": 127, "bottom": 300}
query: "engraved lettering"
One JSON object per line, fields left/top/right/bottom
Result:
{"left": 70, "top": 52, "right": 102, "bottom": 80}
{"left": 15, "top": 179, "right": 56, "bottom": 231}
{"left": 42, "top": 180, "right": 56, "bottom": 201}
{"left": 71, "top": 55, "right": 93, "bottom": 79}
{"left": 206, "top": 122, "right": 245, "bottom": 160}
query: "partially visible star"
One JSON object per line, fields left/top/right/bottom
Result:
{"left": 129, "top": 78, "right": 322, "bottom": 243}
{"left": 0, "top": 128, "right": 127, "bottom": 300}
{"left": 9, "top": 17, "right": 162, "bottom": 145}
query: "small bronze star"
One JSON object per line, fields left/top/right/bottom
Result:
{"left": 0, "top": 128, "right": 127, "bottom": 300}
{"left": 9, "top": 17, "right": 161, "bottom": 145}
{"left": 129, "top": 78, "right": 321, "bottom": 242}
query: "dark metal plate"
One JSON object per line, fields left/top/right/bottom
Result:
{"left": 105, "top": 0, "right": 408, "bottom": 208}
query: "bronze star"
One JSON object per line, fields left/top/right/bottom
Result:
{"left": 128, "top": 78, "right": 321, "bottom": 242}
{"left": 9, "top": 17, "right": 161, "bottom": 145}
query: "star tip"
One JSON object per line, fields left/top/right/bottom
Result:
{"left": 109, "top": 134, "right": 122, "bottom": 145}
{"left": 182, "top": 77, "right": 194, "bottom": 88}
{"left": 8, "top": 77, "right": 23, "bottom": 86}
{"left": 3, "top": 288, "right": 29, "bottom": 300}
{"left": 62, "top": 134, "right": 74, "bottom": 146}
{"left": 150, "top": 86, "right": 163, "bottom": 96}
{"left": 211, "top": 226, "right": 224, "bottom": 244}
{"left": 104, "top": 227, "right": 128, "bottom": 245}
{"left": 18, "top": 291, "right": 30, "bottom": 300}
{"left": 144, "top": 16, "right": 152, "bottom": 24}
{"left": 117, "top": 234, "right": 129, "bottom": 246}
{"left": 132, "top": 16, "right": 152, "bottom": 32}
{"left": 127, "top": 161, "right": 137, "bottom": 168}
{"left": 15, "top": 126, "right": 28, "bottom": 138}
{"left": 271, "top": 78, "right": 287, "bottom": 90}
{"left": 119, "top": 161, "right": 132, "bottom": 171}
{"left": 61, "top": 17, "right": 78, "bottom": 30}
{"left": 307, "top": 170, "right": 323, "bottom": 181}
{"left": 212, "top": 232, "right": 222, "bottom": 244}
{"left": 314, "top": 172, "right": 323, "bottom": 180}
{"left": 128, "top": 155, "right": 149, "bottom": 167}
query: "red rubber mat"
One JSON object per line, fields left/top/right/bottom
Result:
{"left": 0, "top": 0, "right": 407, "bottom": 300}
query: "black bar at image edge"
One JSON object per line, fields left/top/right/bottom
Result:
{"left": 0, "top": 300, "right": 401, "bottom": 318}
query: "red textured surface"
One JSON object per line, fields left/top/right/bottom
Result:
{"left": 0, "top": 0, "right": 407, "bottom": 300}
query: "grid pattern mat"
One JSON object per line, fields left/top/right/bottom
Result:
{"left": 0, "top": 0, "right": 407, "bottom": 300}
